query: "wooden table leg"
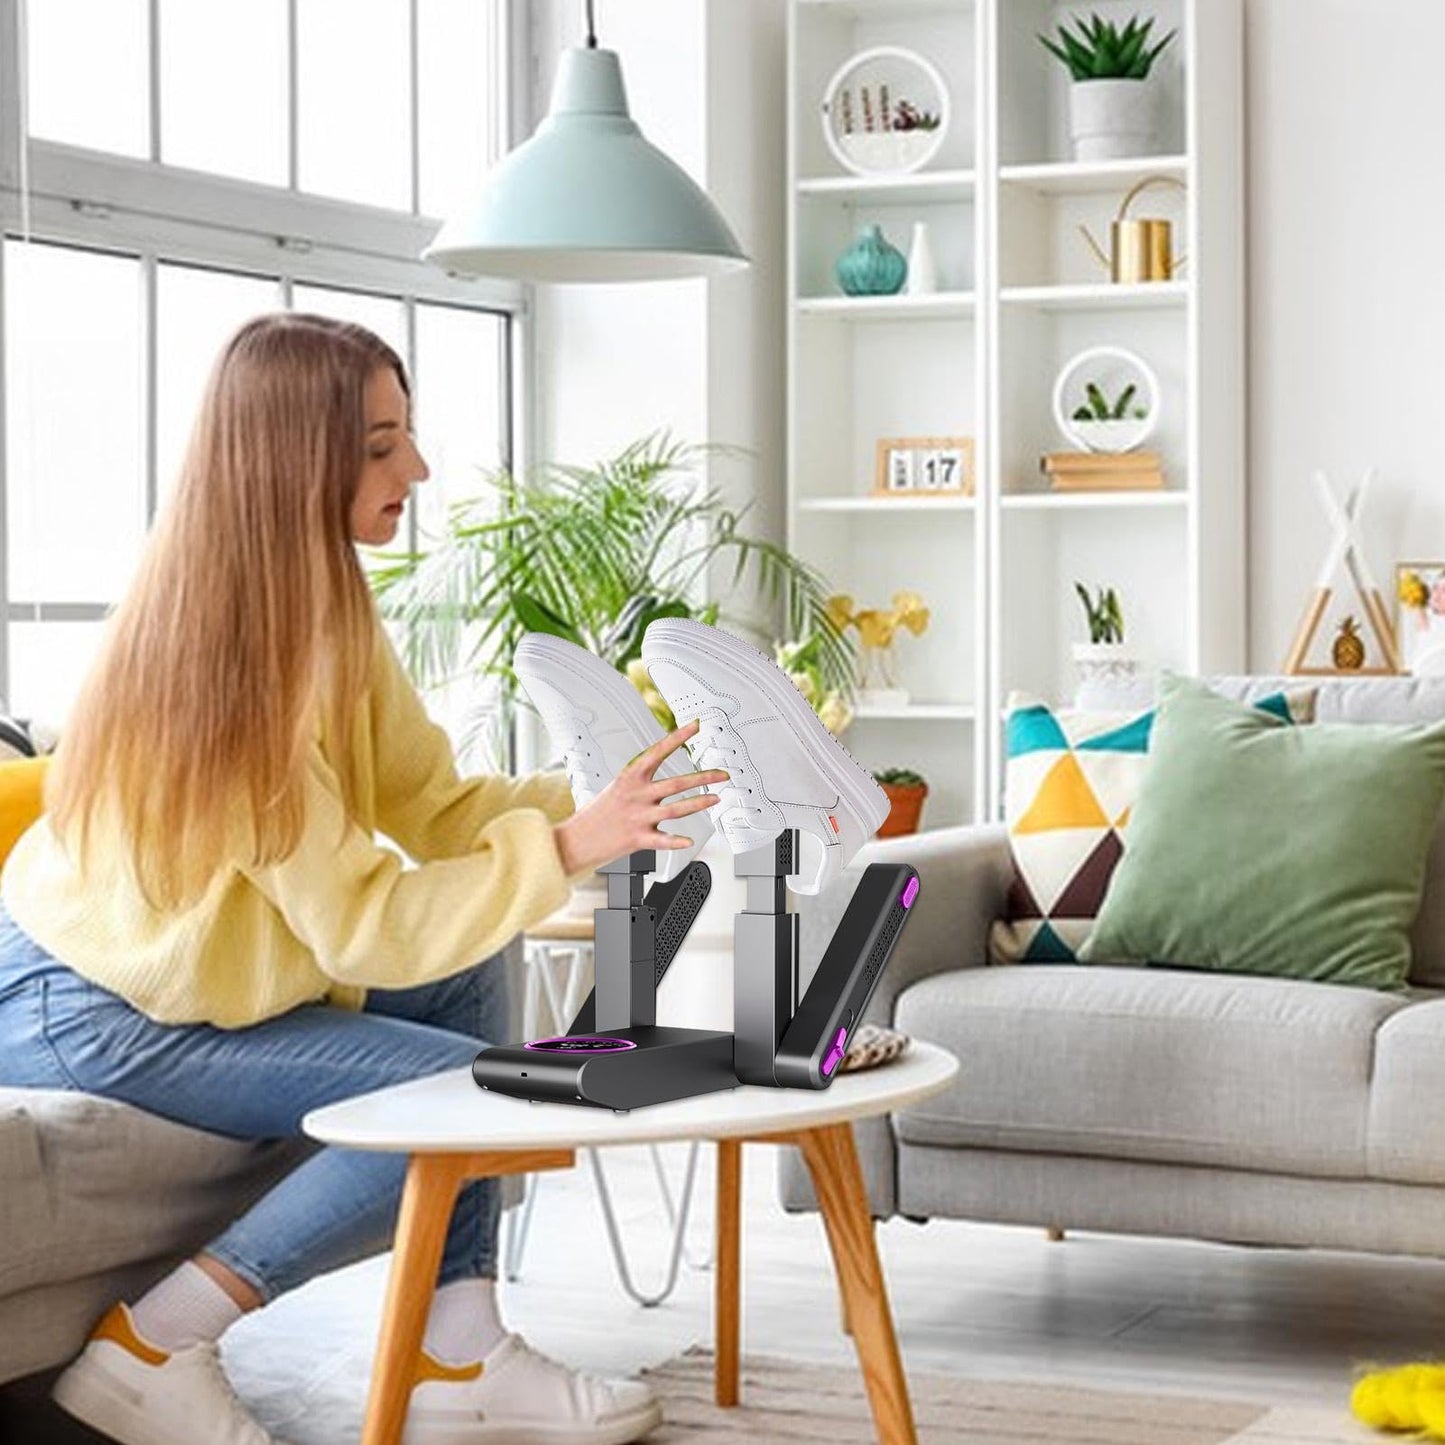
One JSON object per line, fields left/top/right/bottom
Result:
{"left": 360, "top": 1153, "right": 470, "bottom": 1445}
{"left": 795, "top": 1123, "right": 917, "bottom": 1445}
{"left": 715, "top": 1139, "right": 742, "bottom": 1407}
{"left": 360, "top": 1149, "right": 574, "bottom": 1445}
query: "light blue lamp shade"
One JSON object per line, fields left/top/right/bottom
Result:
{"left": 424, "top": 48, "right": 749, "bottom": 283}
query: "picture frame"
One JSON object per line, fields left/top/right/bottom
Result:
{"left": 1395, "top": 562, "right": 1445, "bottom": 673}
{"left": 873, "top": 436, "right": 973, "bottom": 497}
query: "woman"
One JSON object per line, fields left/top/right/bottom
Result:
{"left": 0, "top": 314, "right": 727, "bottom": 1445}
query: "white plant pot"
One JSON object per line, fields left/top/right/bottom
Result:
{"left": 837, "top": 130, "right": 938, "bottom": 176}
{"left": 1072, "top": 642, "right": 1139, "bottom": 687}
{"left": 1070, "top": 417, "right": 1153, "bottom": 454}
{"left": 1069, "top": 78, "right": 1157, "bottom": 161}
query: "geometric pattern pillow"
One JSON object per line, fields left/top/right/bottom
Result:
{"left": 988, "top": 687, "right": 1316, "bottom": 965}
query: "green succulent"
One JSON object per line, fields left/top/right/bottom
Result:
{"left": 1072, "top": 379, "right": 1147, "bottom": 422}
{"left": 1074, "top": 583, "right": 1125, "bottom": 645}
{"left": 1040, "top": 13, "right": 1176, "bottom": 81}
{"left": 873, "top": 767, "right": 927, "bottom": 787}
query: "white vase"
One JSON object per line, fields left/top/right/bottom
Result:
{"left": 905, "top": 220, "right": 938, "bottom": 295}
{"left": 1069, "top": 78, "right": 1157, "bottom": 161}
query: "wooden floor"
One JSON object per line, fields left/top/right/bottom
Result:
{"left": 13, "top": 1140, "right": 1445, "bottom": 1442}
{"left": 249, "top": 1142, "right": 1445, "bottom": 1415}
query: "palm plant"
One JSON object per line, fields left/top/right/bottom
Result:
{"left": 369, "top": 433, "right": 856, "bottom": 761}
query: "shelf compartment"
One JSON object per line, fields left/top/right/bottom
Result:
{"left": 797, "top": 290, "right": 976, "bottom": 319}
{"left": 999, "top": 155, "right": 1187, "bottom": 196}
{"left": 853, "top": 701, "right": 975, "bottom": 720}
{"left": 999, "top": 281, "right": 1187, "bottom": 312}
{"left": 800, "top": 494, "right": 975, "bottom": 512}
{"left": 798, "top": 169, "right": 976, "bottom": 203}
{"left": 1001, "top": 490, "right": 1188, "bottom": 511}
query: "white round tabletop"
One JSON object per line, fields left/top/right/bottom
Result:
{"left": 303, "top": 1039, "right": 957, "bottom": 1154}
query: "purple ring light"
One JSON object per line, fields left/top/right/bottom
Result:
{"left": 523, "top": 1035, "right": 638, "bottom": 1053}
{"left": 902, "top": 876, "right": 919, "bottom": 909}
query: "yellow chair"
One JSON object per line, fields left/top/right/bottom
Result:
{"left": 0, "top": 756, "right": 49, "bottom": 869}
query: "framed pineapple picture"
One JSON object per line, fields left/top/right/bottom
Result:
{"left": 873, "top": 436, "right": 973, "bottom": 497}
{"left": 1395, "top": 562, "right": 1445, "bottom": 673}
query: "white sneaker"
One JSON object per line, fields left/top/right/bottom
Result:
{"left": 640, "top": 617, "right": 890, "bottom": 896}
{"left": 52, "top": 1304, "right": 285, "bottom": 1445}
{"left": 404, "top": 1333, "right": 661, "bottom": 1445}
{"left": 514, "top": 633, "right": 715, "bottom": 882}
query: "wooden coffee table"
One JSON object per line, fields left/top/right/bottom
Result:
{"left": 304, "top": 1040, "right": 957, "bottom": 1445}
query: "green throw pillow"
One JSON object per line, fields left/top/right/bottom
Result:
{"left": 1078, "top": 674, "right": 1445, "bottom": 991}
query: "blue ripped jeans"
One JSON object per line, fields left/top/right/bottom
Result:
{"left": 0, "top": 904, "right": 505, "bottom": 1303}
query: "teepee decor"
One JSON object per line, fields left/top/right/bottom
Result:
{"left": 1283, "top": 469, "right": 1402, "bottom": 676}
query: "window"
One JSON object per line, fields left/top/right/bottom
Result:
{"left": 0, "top": 0, "right": 521, "bottom": 751}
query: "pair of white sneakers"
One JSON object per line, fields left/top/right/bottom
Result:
{"left": 53, "top": 1303, "right": 660, "bottom": 1445}
{"left": 515, "top": 617, "right": 891, "bottom": 895}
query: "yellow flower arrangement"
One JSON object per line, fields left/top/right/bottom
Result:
{"left": 825, "top": 590, "right": 931, "bottom": 696}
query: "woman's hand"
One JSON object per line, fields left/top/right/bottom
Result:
{"left": 552, "top": 719, "right": 728, "bottom": 876}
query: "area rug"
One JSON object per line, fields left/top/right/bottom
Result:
{"left": 637, "top": 1350, "right": 1378, "bottom": 1443}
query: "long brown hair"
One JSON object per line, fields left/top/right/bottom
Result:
{"left": 48, "top": 313, "right": 408, "bottom": 909}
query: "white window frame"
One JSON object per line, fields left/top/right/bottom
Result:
{"left": 0, "top": 0, "right": 537, "bottom": 720}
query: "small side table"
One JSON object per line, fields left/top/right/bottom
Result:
{"left": 304, "top": 1040, "right": 958, "bottom": 1445}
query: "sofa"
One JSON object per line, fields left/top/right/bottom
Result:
{"left": 782, "top": 674, "right": 1445, "bottom": 1259}
{"left": 0, "top": 932, "right": 527, "bottom": 1388}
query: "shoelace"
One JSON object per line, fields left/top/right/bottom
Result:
{"left": 560, "top": 728, "right": 603, "bottom": 800}
{"left": 691, "top": 713, "right": 768, "bottom": 822}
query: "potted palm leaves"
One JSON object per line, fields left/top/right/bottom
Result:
{"left": 1040, "top": 13, "right": 1177, "bottom": 161}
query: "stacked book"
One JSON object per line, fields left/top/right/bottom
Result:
{"left": 1042, "top": 451, "right": 1165, "bottom": 492}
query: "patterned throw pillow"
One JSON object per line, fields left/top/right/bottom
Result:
{"left": 989, "top": 687, "right": 1316, "bottom": 965}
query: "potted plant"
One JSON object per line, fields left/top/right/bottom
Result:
{"left": 369, "top": 433, "right": 857, "bottom": 768}
{"left": 1073, "top": 583, "right": 1138, "bottom": 684}
{"left": 1071, "top": 380, "right": 1151, "bottom": 454}
{"left": 873, "top": 767, "right": 928, "bottom": 837}
{"left": 825, "top": 590, "right": 931, "bottom": 707}
{"left": 1040, "top": 14, "right": 1177, "bottom": 161}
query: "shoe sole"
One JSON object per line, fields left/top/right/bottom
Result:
{"left": 53, "top": 1356, "right": 189, "bottom": 1445}
{"left": 642, "top": 619, "right": 890, "bottom": 845}
{"left": 402, "top": 1398, "right": 663, "bottom": 1445}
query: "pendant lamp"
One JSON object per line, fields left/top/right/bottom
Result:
{"left": 423, "top": 1, "right": 749, "bottom": 283}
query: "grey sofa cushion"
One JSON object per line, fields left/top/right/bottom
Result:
{"left": 892, "top": 964, "right": 1407, "bottom": 1178}
{"left": 0, "top": 1088, "right": 309, "bottom": 1303}
{"left": 1368, "top": 994, "right": 1445, "bottom": 1184}
{"left": 1077, "top": 674, "right": 1445, "bottom": 987}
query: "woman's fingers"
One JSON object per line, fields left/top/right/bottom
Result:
{"left": 657, "top": 793, "right": 722, "bottom": 820}
{"left": 627, "top": 719, "right": 700, "bottom": 779}
{"left": 646, "top": 767, "right": 728, "bottom": 799}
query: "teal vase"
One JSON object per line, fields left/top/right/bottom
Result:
{"left": 835, "top": 224, "right": 907, "bottom": 296}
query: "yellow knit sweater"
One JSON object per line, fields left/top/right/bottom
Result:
{"left": 0, "top": 630, "right": 587, "bottom": 1028}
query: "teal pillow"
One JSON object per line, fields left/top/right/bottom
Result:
{"left": 1078, "top": 674, "right": 1445, "bottom": 991}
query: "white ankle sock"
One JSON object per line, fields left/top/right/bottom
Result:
{"left": 424, "top": 1278, "right": 507, "bottom": 1366}
{"left": 130, "top": 1260, "right": 244, "bottom": 1352}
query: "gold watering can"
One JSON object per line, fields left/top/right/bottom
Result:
{"left": 1080, "top": 174, "right": 1187, "bottom": 283}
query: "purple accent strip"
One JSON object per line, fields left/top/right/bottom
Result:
{"left": 822, "top": 1025, "right": 849, "bottom": 1077}
{"left": 522, "top": 1035, "right": 638, "bottom": 1053}
{"left": 901, "top": 877, "right": 919, "bottom": 909}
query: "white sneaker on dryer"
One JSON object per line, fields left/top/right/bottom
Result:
{"left": 513, "top": 633, "right": 716, "bottom": 882}
{"left": 640, "top": 618, "right": 890, "bottom": 896}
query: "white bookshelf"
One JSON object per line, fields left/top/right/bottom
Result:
{"left": 786, "top": 0, "right": 1244, "bottom": 826}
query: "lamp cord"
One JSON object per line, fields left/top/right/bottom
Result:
{"left": 585, "top": 0, "right": 597, "bottom": 48}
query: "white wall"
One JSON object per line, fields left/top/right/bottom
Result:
{"left": 1245, "top": 0, "right": 1445, "bottom": 669}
